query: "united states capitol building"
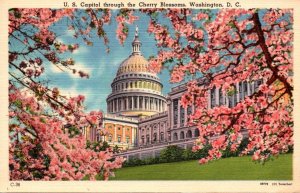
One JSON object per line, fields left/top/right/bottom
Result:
{"left": 84, "top": 28, "right": 262, "bottom": 160}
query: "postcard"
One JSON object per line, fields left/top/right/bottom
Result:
{"left": 0, "top": 0, "right": 299, "bottom": 192}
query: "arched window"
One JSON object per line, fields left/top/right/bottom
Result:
{"left": 173, "top": 132, "right": 178, "bottom": 141}
{"left": 180, "top": 131, "right": 185, "bottom": 139}
{"left": 194, "top": 129, "right": 199, "bottom": 137}
{"left": 186, "top": 130, "right": 192, "bottom": 138}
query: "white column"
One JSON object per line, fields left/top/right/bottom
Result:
{"left": 247, "top": 82, "right": 251, "bottom": 96}
{"left": 137, "top": 96, "right": 140, "bottom": 109}
{"left": 142, "top": 97, "right": 145, "bottom": 110}
{"left": 114, "top": 125, "right": 117, "bottom": 142}
{"left": 126, "top": 97, "right": 129, "bottom": 110}
{"left": 236, "top": 83, "right": 240, "bottom": 103}
{"left": 177, "top": 99, "right": 180, "bottom": 126}
{"left": 251, "top": 82, "right": 255, "bottom": 94}
{"left": 221, "top": 90, "right": 225, "bottom": 105}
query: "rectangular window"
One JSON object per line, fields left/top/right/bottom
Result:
{"left": 233, "top": 87, "right": 237, "bottom": 106}
{"left": 141, "top": 136, "right": 144, "bottom": 144}
{"left": 243, "top": 81, "right": 248, "bottom": 97}
{"left": 239, "top": 82, "right": 243, "bottom": 100}
{"left": 117, "top": 135, "right": 121, "bottom": 143}
{"left": 180, "top": 105, "right": 185, "bottom": 126}
{"left": 173, "top": 99, "right": 178, "bottom": 125}
{"left": 219, "top": 89, "right": 224, "bottom": 106}
{"left": 211, "top": 88, "right": 216, "bottom": 108}
{"left": 160, "top": 132, "right": 164, "bottom": 141}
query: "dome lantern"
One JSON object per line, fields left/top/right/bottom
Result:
{"left": 132, "top": 25, "right": 141, "bottom": 55}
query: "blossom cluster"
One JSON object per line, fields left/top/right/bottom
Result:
{"left": 145, "top": 8, "right": 293, "bottom": 163}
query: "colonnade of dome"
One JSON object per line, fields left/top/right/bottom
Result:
{"left": 106, "top": 27, "right": 167, "bottom": 118}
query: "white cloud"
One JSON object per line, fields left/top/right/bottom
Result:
{"left": 49, "top": 62, "right": 92, "bottom": 79}
{"left": 70, "top": 62, "right": 92, "bottom": 78}
{"left": 65, "top": 30, "right": 75, "bottom": 37}
{"left": 49, "top": 63, "right": 65, "bottom": 74}
{"left": 73, "top": 46, "right": 88, "bottom": 55}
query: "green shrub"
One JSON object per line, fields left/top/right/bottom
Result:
{"left": 183, "top": 148, "right": 194, "bottom": 160}
{"left": 159, "top": 145, "right": 184, "bottom": 163}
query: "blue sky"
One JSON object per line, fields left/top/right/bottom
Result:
{"left": 9, "top": 9, "right": 217, "bottom": 113}
{"left": 43, "top": 10, "right": 173, "bottom": 113}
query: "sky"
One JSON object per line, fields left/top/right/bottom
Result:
{"left": 9, "top": 9, "right": 217, "bottom": 113}
{"left": 40, "top": 11, "right": 173, "bottom": 113}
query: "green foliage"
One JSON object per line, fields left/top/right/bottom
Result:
{"left": 123, "top": 139, "right": 251, "bottom": 167}
{"left": 159, "top": 145, "right": 184, "bottom": 163}
{"left": 113, "top": 145, "right": 121, "bottom": 153}
{"left": 86, "top": 140, "right": 110, "bottom": 152}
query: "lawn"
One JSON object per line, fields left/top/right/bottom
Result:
{"left": 111, "top": 154, "right": 292, "bottom": 180}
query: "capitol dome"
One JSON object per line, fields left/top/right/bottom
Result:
{"left": 106, "top": 27, "right": 167, "bottom": 118}
{"left": 117, "top": 54, "right": 149, "bottom": 76}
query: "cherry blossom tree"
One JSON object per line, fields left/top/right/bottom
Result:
{"left": 9, "top": 7, "right": 293, "bottom": 181}
{"left": 146, "top": 9, "right": 293, "bottom": 163}
{"left": 8, "top": 8, "right": 138, "bottom": 180}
